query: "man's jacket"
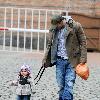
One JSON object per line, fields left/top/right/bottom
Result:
{"left": 42, "top": 21, "right": 87, "bottom": 68}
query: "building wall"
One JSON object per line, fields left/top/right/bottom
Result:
{"left": 0, "top": 0, "right": 99, "bottom": 17}
{"left": 69, "top": 12, "right": 100, "bottom": 51}
{"left": 0, "top": 0, "right": 100, "bottom": 51}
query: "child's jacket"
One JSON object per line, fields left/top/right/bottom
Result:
{"left": 11, "top": 75, "right": 35, "bottom": 95}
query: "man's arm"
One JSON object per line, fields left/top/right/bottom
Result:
{"left": 42, "top": 31, "right": 53, "bottom": 66}
{"left": 76, "top": 22, "right": 87, "bottom": 64}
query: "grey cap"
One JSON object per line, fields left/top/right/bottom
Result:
{"left": 51, "top": 15, "right": 64, "bottom": 29}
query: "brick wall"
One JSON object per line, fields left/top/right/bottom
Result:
{"left": 0, "top": 0, "right": 99, "bottom": 51}
{"left": 0, "top": 0, "right": 99, "bottom": 17}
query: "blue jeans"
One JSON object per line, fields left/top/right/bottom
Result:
{"left": 56, "top": 58, "right": 76, "bottom": 100}
{"left": 16, "top": 95, "right": 31, "bottom": 100}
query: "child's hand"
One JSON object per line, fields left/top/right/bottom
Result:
{"left": 9, "top": 81, "right": 18, "bottom": 86}
{"left": 7, "top": 81, "right": 13, "bottom": 86}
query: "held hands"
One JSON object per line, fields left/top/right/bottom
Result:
{"left": 8, "top": 80, "right": 18, "bottom": 86}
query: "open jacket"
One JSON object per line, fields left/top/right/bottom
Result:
{"left": 11, "top": 75, "right": 35, "bottom": 95}
{"left": 43, "top": 21, "right": 87, "bottom": 68}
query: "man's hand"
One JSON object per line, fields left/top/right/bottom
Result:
{"left": 42, "top": 60, "right": 54, "bottom": 68}
{"left": 42, "top": 60, "right": 49, "bottom": 68}
{"left": 42, "top": 60, "right": 46, "bottom": 68}
{"left": 75, "top": 63, "right": 89, "bottom": 80}
{"left": 42, "top": 62, "right": 48, "bottom": 68}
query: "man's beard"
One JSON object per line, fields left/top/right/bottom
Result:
{"left": 57, "top": 25, "right": 65, "bottom": 30}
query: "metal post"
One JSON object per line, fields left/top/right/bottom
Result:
{"left": 17, "top": 8, "right": 20, "bottom": 52}
{"left": 99, "top": 29, "right": 100, "bottom": 51}
{"left": 30, "top": 10, "right": 34, "bottom": 52}
{"left": 10, "top": 8, "right": 13, "bottom": 51}
{"left": 24, "top": 9, "right": 27, "bottom": 52}
{"left": 52, "top": 10, "right": 55, "bottom": 15}
{"left": 37, "top": 10, "right": 40, "bottom": 52}
{"left": 3, "top": 8, "right": 6, "bottom": 50}
{"left": 44, "top": 10, "right": 47, "bottom": 53}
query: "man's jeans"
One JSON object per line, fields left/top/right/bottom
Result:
{"left": 16, "top": 95, "right": 31, "bottom": 100}
{"left": 56, "top": 58, "right": 76, "bottom": 100}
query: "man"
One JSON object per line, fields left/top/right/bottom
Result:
{"left": 42, "top": 14, "right": 87, "bottom": 100}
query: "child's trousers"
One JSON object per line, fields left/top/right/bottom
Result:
{"left": 16, "top": 95, "right": 31, "bottom": 100}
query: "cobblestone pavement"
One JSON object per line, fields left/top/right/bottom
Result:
{"left": 0, "top": 51, "right": 100, "bottom": 100}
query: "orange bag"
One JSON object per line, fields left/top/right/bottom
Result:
{"left": 75, "top": 63, "right": 89, "bottom": 80}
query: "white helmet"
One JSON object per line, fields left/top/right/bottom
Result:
{"left": 20, "top": 64, "right": 31, "bottom": 74}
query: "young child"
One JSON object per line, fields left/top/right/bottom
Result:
{"left": 11, "top": 64, "right": 35, "bottom": 100}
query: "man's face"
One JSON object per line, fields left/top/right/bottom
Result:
{"left": 57, "top": 20, "right": 65, "bottom": 29}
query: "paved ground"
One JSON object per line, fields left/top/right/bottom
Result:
{"left": 0, "top": 51, "right": 100, "bottom": 100}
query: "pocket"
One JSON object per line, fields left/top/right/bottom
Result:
{"left": 16, "top": 86, "right": 21, "bottom": 95}
{"left": 74, "top": 52, "right": 80, "bottom": 57}
{"left": 73, "top": 48, "right": 80, "bottom": 57}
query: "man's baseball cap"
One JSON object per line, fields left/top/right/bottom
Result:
{"left": 51, "top": 15, "right": 65, "bottom": 29}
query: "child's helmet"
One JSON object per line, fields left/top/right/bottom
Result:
{"left": 20, "top": 64, "right": 31, "bottom": 74}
